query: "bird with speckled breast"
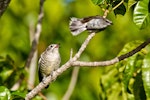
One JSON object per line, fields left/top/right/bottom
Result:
{"left": 38, "top": 44, "right": 61, "bottom": 88}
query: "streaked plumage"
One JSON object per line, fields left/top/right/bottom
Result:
{"left": 38, "top": 44, "right": 61, "bottom": 88}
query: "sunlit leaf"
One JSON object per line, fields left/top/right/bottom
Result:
{"left": 99, "top": 67, "right": 123, "bottom": 100}
{"left": 142, "top": 52, "right": 150, "bottom": 98}
{"left": 133, "top": 0, "right": 150, "bottom": 29}
{"left": 116, "top": 41, "right": 145, "bottom": 91}
{"left": 0, "top": 70, "right": 13, "bottom": 82}
{"left": 128, "top": 0, "right": 137, "bottom": 10}
{"left": 0, "top": 55, "right": 24, "bottom": 88}
{"left": 11, "top": 91, "right": 26, "bottom": 99}
{"left": 0, "top": 86, "right": 11, "bottom": 100}
{"left": 117, "top": 40, "right": 143, "bottom": 56}
{"left": 91, "top": 0, "right": 103, "bottom": 5}
{"left": 122, "top": 55, "right": 136, "bottom": 91}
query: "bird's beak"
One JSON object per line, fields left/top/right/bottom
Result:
{"left": 55, "top": 44, "right": 60, "bottom": 48}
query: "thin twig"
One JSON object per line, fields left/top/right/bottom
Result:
{"left": 102, "top": 0, "right": 124, "bottom": 18}
{"left": 62, "top": 67, "right": 79, "bottom": 100}
{"left": 70, "top": 48, "right": 73, "bottom": 60}
{"left": 38, "top": 92, "right": 47, "bottom": 100}
{"left": 62, "top": 49, "right": 79, "bottom": 100}
{"left": 112, "top": 0, "right": 124, "bottom": 11}
{"left": 103, "top": 9, "right": 109, "bottom": 18}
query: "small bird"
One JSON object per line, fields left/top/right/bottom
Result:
{"left": 38, "top": 44, "right": 61, "bottom": 88}
{"left": 69, "top": 15, "right": 112, "bottom": 36}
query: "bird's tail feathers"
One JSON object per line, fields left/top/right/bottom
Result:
{"left": 69, "top": 17, "right": 87, "bottom": 36}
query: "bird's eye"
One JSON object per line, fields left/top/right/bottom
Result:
{"left": 50, "top": 45, "right": 53, "bottom": 48}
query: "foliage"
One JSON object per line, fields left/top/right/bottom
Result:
{"left": 91, "top": 0, "right": 150, "bottom": 28}
{"left": 0, "top": 55, "right": 26, "bottom": 88}
{"left": 0, "top": 86, "right": 25, "bottom": 99}
{"left": 142, "top": 52, "right": 150, "bottom": 98}
{"left": 99, "top": 41, "right": 150, "bottom": 100}
{"left": 133, "top": 0, "right": 150, "bottom": 29}
{"left": 0, "top": 0, "right": 150, "bottom": 99}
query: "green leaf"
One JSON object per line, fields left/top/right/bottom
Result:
{"left": 117, "top": 40, "right": 143, "bottom": 56}
{"left": 128, "top": 0, "right": 137, "bottom": 10}
{"left": 0, "top": 55, "right": 24, "bottom": 88}
{"left": 133, "top": 72, "right": 146, "bottom": 100}
{"left": 0, "top": 86, "right": 11, "bottom": 100}
{"left": 123, "top": 55, "right": 136, "bottom": 91}
{"left": 0, "top": 69, "right": 13, "bottom": 82}
{"left": 116, "top": 40, "right": 145, "bottom": 91}
{"left": 142, "top": 52, "right": 150, "bottom": 98}
{"left": 133, "top": 0, "right": 150, "bottom": 29}
{"left": 91, "top": 0, "right": 103, "bottom": 5}
{"left": 11, "top": 91, "right": 26, "bottom": 99}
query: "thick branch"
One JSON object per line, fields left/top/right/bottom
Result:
{"left": 72, "top": 38, "right": 150, "bottom": 67}
{"left": 25, "top": 32, "right": 96, "bottom": 99}
{"left": 25, "top": 0, "right": 45, "bottom": 68}
{"left": 72, "top": 57, "right": 119, "bottom": 66}
{"left": 0, "top": 0, "right": 11, "bottom": 17}
{"left": 118, "top": 38, "right": 150, "bottom": 61}
{"left": 11, "top": 0, "right": 45, "bottom": 92}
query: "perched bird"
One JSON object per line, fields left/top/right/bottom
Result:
{"left": 38, "top": 44, "right": 61, "bottom": 88}
{"left": 69, "top": 15, "right": 112, "bottom": 36}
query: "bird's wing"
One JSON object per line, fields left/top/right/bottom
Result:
{"left": 38, "top": 59, "right": 43, "bottom": 83}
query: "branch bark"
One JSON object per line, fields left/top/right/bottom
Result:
{"left": 25, "top": 0, "right": 45, "bottom": 68}
{"left": 27, "top": 22, "right": 38, "bottom": 90}
{"left": 72, "top": 38, "right": 150, "bottom": 67}
{"left": 62, "top": 67, "right": 80, "bottom": 100}
{"left": 0, "top": 0, "right": 11, "bottom": 17}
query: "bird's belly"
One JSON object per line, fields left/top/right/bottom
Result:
{"left": 41, "top": 61, "right": 59, "bottom": 76}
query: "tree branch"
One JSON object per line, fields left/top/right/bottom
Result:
{"left": 118, "top": 38, "right": 150, "bottom": 61}
{"left": 24, "top": 0, "right": 45, "bottom": 68}
{"left": 72, "top": 38, "right": 150, "bottom": 67}
{"left": 103, "top": 9, "right": 109, "bottom": 18}
{"left": 27, "top": 20, "right": 38, "bottom": 90}
{"left": 11, "top": 0, "right": 45, "bottom": 92}
{"left": 72, "top": 57, "right": 119, "bottom": 67}
{"left": 62, "top": 67, "right": 79, "bottom": 100}
{"left": 112, "top": 0, "right": 124, "bottom": 11}
{"left": 25, "top": 32, "right": 96, "bottom": 100}
{"left": 0, "top": 0, "right": 11, "bottom": 17}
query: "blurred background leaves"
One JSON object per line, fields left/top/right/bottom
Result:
{"left": 0, "top": 0, "right": 150, "bottom": 99}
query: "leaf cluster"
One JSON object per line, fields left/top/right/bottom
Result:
{"left": 91, "top": 0, "right": 150, "bottom": 29}
{"left": 100, "top": 41, "right": 150, "bottom": 99}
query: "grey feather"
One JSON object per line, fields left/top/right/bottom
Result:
{"left": 69, "top": 15, "right": 112, "bottom": 36}
{"left": 38, "top": 44, "right": 61, "bottom": 89}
